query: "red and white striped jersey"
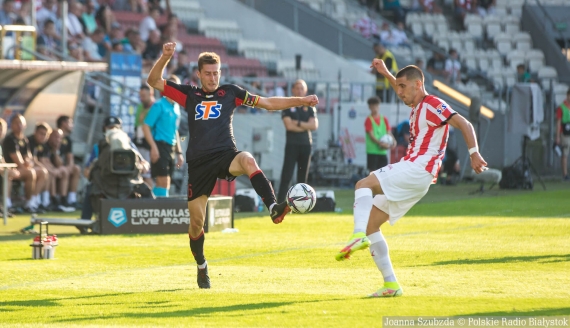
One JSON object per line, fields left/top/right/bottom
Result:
{"left": 403, "top": 95, "right": 456, "bottom": 180}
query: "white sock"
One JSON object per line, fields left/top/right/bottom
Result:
{"left": 34, "top": 195, "right": 41, "bottom": 207}
{"left": 368, "top": 231, "right": 397, "bottom": 283}
{"left": 42, "top": 191, "right": 51, "bottom": 207}
{"left": 198, "top": 260, "right": 208, "bottom": 269}
{"left": 353, "top": 188, "right": 373, "bottom": 234}
{"left": 26, "top": 198, "right": 35, "bottom": 209}
{"left": 269, "top": 203, "right": 276, "bottom": 212}
{"left": 6, "top": 197, "right": 12, "bottom": 208}
{"left": 68, "top": 192, "right": 77, "bottom": 204}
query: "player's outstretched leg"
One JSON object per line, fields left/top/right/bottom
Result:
{"left": 230, "top": 152, "right": 290, "bottom": 223}
{"left": 366, "top": 203, "right": 402, "bottom": 297}
{"left": 249, "top": 169, "right": 290, "bottom": 223}
{"left": 336, "top": 176, "right": 379, "bottom": 261}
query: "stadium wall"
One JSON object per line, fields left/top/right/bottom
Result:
{"left": 195, "top": 0, "right": 375, "bottom": 83}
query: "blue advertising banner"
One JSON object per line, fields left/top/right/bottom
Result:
{"left": 109, "top": 53, "right": 142, "bottom": 137}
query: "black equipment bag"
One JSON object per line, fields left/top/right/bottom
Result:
{"left": 312, "top": 196, "right": 336, "bottom": 212}
{"left": 499, "top": 158, "right": 533, "bottom": 190}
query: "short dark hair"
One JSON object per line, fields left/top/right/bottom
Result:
{"left": 367, "top": 96, "right": 380, "bottom": 106}
{"left": 140, "top": 84, "right": 151, "bottom": 91}
{"left": 517, "top": 64, "right": 525, "bottom": 70}
{"left": 35, "top": 122, "right": 52, "bottom": 134}
{"left": 448, "top": 48, "right": 457, "bottom": 55}
{"left": 197, "top": 52, "right": 221, "bottom": 71}
{"left": 44, "top": 19, "right": 54, "bottom": 27}
{"left": 396, "top": 65, "right": 424, "bottom": 83}
{"left": 56, "top": 115, "right": 70, "bottom": 128}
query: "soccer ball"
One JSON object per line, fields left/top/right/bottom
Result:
{"left": 380, "top": 134, "right": 394, "bottom": 146}
{"left": 286, "top": 183, "right": 317, "bottom": 214}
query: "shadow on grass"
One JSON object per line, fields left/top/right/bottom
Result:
{"left": 432, "top": 254, "right": 570, "bottom": 266}
{"left": 56, "top": 299, "right": 344, "bottom": 322}
{"left": 464, "top": 307, "right": 570, "bottom": 316}
{"left": 0, "top": 292, "right": 134, "bottom": 309}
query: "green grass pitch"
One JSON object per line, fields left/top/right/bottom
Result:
{"left": 1, "top": 183, "right": 569, "bottom": 327}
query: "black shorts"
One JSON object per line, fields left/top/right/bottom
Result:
{"left": 367, "top": 153, "right": 388, "bottom": 172}
{"left": 187, "top": 149, "right": 241, "bottom": 201}
{"left": 151, "top": 141, "right": 176, "bottom": 178}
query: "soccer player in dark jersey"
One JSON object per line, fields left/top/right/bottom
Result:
{"left": 147, "top": 42, "right": 319, "bottom": 289}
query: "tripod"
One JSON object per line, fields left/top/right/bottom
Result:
{"left": 514, "top": 136, "right": 546, "bottom": 191}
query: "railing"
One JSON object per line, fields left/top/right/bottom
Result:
{"left": 0, "top": 25, "right": 37, "bottom": 60}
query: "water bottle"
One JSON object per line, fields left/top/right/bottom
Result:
{"left": 32, "top": 236, "right": 41, "bottom": 259}
{"left": 43, "top": 238, "right": 53, "bottom": 259}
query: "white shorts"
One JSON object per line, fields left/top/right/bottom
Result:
{"left": 138, "top": 148, "right": 151, "bottom": 179}
{"left": 372, "top": 160, "right": 433, "bottom": 225}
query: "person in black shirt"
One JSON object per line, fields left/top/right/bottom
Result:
{"left": 27, "top": 122, "right": 51, "bottom": 211}
{"left": 277, "top": 79, "right": 318, "bottom": 202}
{"left": 2, "top": 114, "right": 42, "bottom": 213}
{"left": 147, "top": 42, "right": 318, "bottom": 289}
{"left": 427, "top": 52, "right": 446, "bottom": 77}
{"left": 56, "top": 115, "right": 81, "bottom": 207}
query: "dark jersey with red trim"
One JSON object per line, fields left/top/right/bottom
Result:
{"left": 163, "top": 81, "right": 260, "bottom": 160}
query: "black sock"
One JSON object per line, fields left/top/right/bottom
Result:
{"left": 249, "top": 170, "right": 277, "bottom": 210}
{"left": 189, "top": 231, "right": 206, "bottom": 265}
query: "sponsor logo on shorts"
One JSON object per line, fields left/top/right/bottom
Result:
{"left": 195, "top": 101, "right": 222, "bottom": 120}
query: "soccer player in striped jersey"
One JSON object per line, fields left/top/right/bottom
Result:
{"left": 335, "top": 59, "right": 488, "bottom": 297}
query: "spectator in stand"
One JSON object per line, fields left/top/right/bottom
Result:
{"left": 142, "top": 29, "right": 162, "bottom": 71}
{"left": 28, "top": 123, "right": 52, "bottom": 212}
{"left": 36, "top": 0, "right": 58, "bottom": 30}
{"left": 122, "top": 28, "right": 145, "bottom": 54}
{"left": 111, "top": 40, "right": 124, "bottom": 52}
{"left": 67, "top": 1, "right": 85, "bottom": 41}
{"left": 439, "top": 147, "right": 460, "bottom": 185}
{"left": 477, "top": 0, "right": 496, "bottom": 17}
{"left": 140, "top": 7, "right": 160, "bottom": 42}
{"left": 517, "top": 64, "right": 532, "bottom": 83}
{"left": 135, "top": 84, "right": 155, "bottom": 187}
{"left": 3, "top": 114, "right": 42, "bottom": 213}
{"left": 378, "top": 22, "right": 393, "bottom": 45}
{"left": 44, "top": 128, "right": 74, "bottom": 212}
{"left": 18, "top": 0, "right": 32, "bottom": 26}
{"left": 69, "top": 43, "right": 84, "bottom": 61}
{"left": 454, "top": 0, "right": 477, "bottom": 24}
{"left": 0, "top": 0, "right": 17, "bottom": 25}
{"left": 411, "top": 0, "right": 442, "bottom": 13}
{"left": 427, "top": 52, "right": 446, "bottom": 77}
{"left": 444, "top": 48, "right": 461, "bottom": 83}
{"left": 391, "top": 22, "right": 411, "bottom": 48}
{"left": 189, "top": 67, "right": 200, "bottom": 87}
{"left": 161, "top": 22, "right": 182, "bottom": 53}
{"left": 82, "top": 28, "right": 106, "bottom": 62}
{"left": 56, "top": 115, "right": 81, "bottom": 208}
{"left": 352, "top": 12, "right": 378, "bottom": 40}
{"left": 37, "top": 19, "right": 61, "bottom": 59}
{"left": 170, "top": 50, "right": 191, "bottom": 84}
{"left": 382, "top": 0, "right": 406, "bottom": 24}
{"left": 95, "top": 4, "right": 114, "bottom": 35}
{"left": 81, "top": 0, "right": 98, "bottom": 35}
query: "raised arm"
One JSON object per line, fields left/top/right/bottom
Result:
{"left": 371, "top": 58, "right": 398, "bottom": 91}
{"left": 256, "top": 95, "right": 318, "bottom": 111}
{"left": 147, "top": 43, "right": 176, "bottom": 92}
{"left": 448, "top": 114, "right": 488, "bottom": 174}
